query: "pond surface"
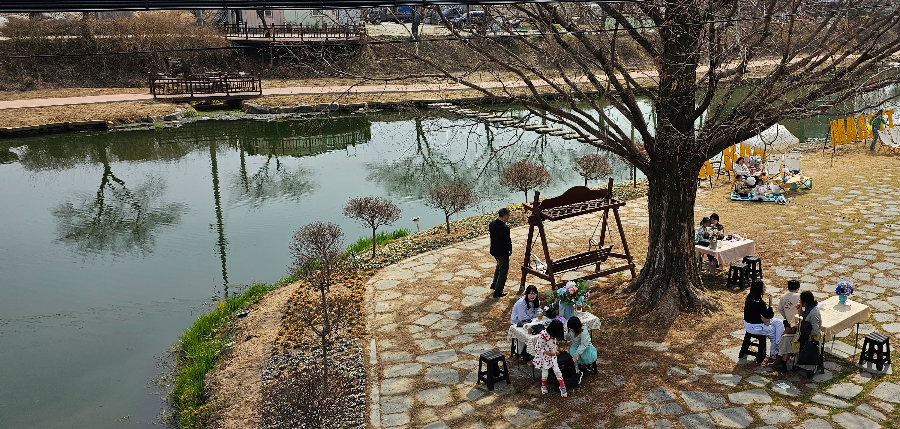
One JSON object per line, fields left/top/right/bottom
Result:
{"left": 0, "top": 110, "right": 654, "bottom": 428}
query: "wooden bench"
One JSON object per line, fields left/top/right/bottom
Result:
{"left": 550, "top": 246, "right": 613, "bottom": 273}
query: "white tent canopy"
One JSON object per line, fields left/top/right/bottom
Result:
{"left": 740, "top": 124, "right": 799, "bottom": 153}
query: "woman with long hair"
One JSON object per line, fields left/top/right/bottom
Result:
{"left": 743, "top": 280, "right": 784, "bottom": 363}
{"left": 510, "top": 284, "right": 541, "bottom": 325}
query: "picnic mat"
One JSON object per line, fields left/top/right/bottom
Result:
{"left": 730, "top": 193, "right": 783, "bottom": 203}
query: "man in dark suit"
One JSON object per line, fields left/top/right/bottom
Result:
{"left": 489, "top": 207, "right": 512, "bottom": 298}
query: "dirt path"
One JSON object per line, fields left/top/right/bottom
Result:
{"left": 203, "top": 282, "right": 299, "bottom": 429}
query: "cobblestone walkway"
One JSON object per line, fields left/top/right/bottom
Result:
{"left": 365, "top": 169, "right": 900, "bottom": 428}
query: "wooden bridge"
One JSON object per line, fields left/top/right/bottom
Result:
{"left": 149, "top": 72, "right": 262, "bottom": 102}
{"left": 222, "top": 23, "right": 365, "bottom": 45}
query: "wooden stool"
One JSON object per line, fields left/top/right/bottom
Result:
{"left": 727, "top": 263, "right": 750, "bottom": 290}
{"left": 858, "top": 332, "right": 892, "bottom": 371}
{"left": 477, "top": 350, "right": 511, "bottom": 391}
{"left": 742, "top": 256, "right": 763, "bottom": 281}
{"left": 738, "top": 332, "right": 768, "bottom": 363}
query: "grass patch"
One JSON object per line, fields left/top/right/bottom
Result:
{"left": 346, "top": 228, "right": 410, "bottom": 254}
{"left": 170, "top": 276, "right": 296, "bottom": 429}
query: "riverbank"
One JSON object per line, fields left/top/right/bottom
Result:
{"left": 207, "top": 144, "right": 900, "bottom": 428}
{"left": 0, "top": 53, "right": 799, "bottom": 132}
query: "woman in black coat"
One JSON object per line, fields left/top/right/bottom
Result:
{"left": 742, "top": 280, "right": 784, "bottom": 361}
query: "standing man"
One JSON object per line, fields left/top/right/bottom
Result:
{"left": 870, "top": 109, "right": 887, "bottom": 151}
{"left": 489, "top": 207, "right": 512, "bottom": 298}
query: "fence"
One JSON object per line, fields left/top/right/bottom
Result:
{"left": 222, "top": 23, "right": 365, "bottom": 42}
{"left": 150, "top": 72, "right": 262, "bottom": 100}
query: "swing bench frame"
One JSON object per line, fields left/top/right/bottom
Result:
{"left": 520, "top": 179, "right": 636, "bottom": 291}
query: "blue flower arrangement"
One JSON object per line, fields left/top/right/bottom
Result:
{"left": 835, "top": 280, "right": 854, "bottom": 296}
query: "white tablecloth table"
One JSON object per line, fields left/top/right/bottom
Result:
{"left": 818, "top": 295, "right": 871, "bottom": 339}
{"left": 507, "top": 310, "right": 602, "bottom": 356}
{"left": 791, "top": 295, "right": 871, "bottom": 374}
{"left": 694, "top": 238, "right": 756, "bottom": 267}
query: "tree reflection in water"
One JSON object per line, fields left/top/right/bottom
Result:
{"left": 50, "top": 141, "right": 186, "bottom": 257}
{"left": 366, "top": 114, "right": 635, "bottom": 206}
{"left": 231, "top": 149, "right": 317, "bottom": 209}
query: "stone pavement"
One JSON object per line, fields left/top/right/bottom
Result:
{"left": 365, "top": 170, "right": 900, "bottom": 428}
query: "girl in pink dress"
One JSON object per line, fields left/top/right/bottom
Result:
{"left": 532, "top": 319, "right": 567, "bottom": 397}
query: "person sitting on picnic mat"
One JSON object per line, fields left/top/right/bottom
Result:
{"left": 733, "top": 156, "right": 751, "bottom": 180}
{"left": 743, "top": 280, "right": 784, "bottom": 362}
{"left": 532, "top": 319, "right": 569, "bottom": 397}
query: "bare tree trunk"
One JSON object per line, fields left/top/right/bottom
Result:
{"left": 372, "top": 227, "right": 377, "bottom": 258}
{"left": 625, "top": 160, "right": 717, "bottom": 323}
{"left": 624, "top": 0, "right": 718, "bottom": 323}
{"left": 320, "top": 285, "right": 329, "bottom": 386}
{"left": 444, "top": 214, "right": 451, "bottom": 234}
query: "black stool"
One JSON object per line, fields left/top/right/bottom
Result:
{"left": 477, "top": 350, "right": 511, "bottom": 391}
{"left": 742, "top": 256, "right": 763, "bottom": 281}
{"left": 579, "top": 361, "right": 599, "bottom": 375}
{"left": 858, "top": 332, "right": 892, "bottom": 371}
{"left": 727, "top": 263, "right": 750, "bottom": 290}
{"left": 738, "top": 332, "right": 768, "bottom": 363}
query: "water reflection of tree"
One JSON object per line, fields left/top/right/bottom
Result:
{"left": 231, "top": 143, "right": 317, "bottom": 209}
{"left": 366, "top": 116, "right": 609, "bottom": 202}
{"left": 51, "top": 141, "right": 186, "bottom": 257}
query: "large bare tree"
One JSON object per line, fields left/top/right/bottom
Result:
{"left": 384, "top": 0, "right": 900, "bottom": 322}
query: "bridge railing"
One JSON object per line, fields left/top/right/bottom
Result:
{"left": 221, "top": 22, "right": 366, "bottom": 41}
{"left": 150, "top": 72, "right": 262, "bottom": 100}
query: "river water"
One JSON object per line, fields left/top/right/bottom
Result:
{"left": 0, "top": 109, "right": 656, "bottom": 428}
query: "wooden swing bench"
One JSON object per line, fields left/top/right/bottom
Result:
{"left": 520, "top": 179, "right": 636, "bottom": 291}
{"left": 545, "top": 245, "right": 613, "bottom": 274}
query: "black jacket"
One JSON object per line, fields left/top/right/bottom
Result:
{"left": 489, "top": 218, "right": 511, "bottom": 257}
{"left": 743, "top": 296, "right": 774, "bottom": 324}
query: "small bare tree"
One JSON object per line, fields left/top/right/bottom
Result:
{"left": 573, "top": 153, "right": 613, "bottom": 187}
{"left": 425, "top": 184, "right": 477, "bottom": 234}
{"left": 500, "top": 160, "right": 551, "bottom": 203}
{"left": 288, "top": 221, "right": 344, "bottom": 382}
{"left": 343, "top": 196, "right": 402, "bottom": 258}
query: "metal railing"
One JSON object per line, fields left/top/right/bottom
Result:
{"left": 222, "top": 23, "right": 365, "bottom": 41}
{"left": 150, "top": 72, "right": 262, "bottom": 99}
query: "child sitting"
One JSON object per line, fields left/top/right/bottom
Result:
{"left": 566, "top": 316, "right": 597, "bottom": 377}
{"left": 778, "top": 280, "right": 801, "bottom": 330}
{"left": 533, "top": 319, "right": 568, "bottom": 397}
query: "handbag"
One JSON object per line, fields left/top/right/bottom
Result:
{"left": 796, "top": 339, "right": 820, "bottom": 366}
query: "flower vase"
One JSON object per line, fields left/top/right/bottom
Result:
{"left": 838, "top": 294, "right": 848, "bottom": 305}
{"left": 560, "top": 303, "right": 575, "bottom": 320}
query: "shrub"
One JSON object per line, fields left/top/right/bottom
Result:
{"left": 425, "top": 183, "right": 477, "bottom": 234}
{"left": 343, "top": 196, "right": 402, "bottom": 258}
{"left": 573, "top": 153, "right": 612, "bottom": 187}
{"left": 500, "top": 159, "right": 551, "bottom": 203}
{"left": 261, "top": 339, "right": 365, "bottom": 429}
